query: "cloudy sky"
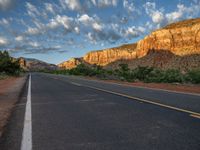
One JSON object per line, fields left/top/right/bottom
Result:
{"left": 0, "top": 0, "right": 200, "bottom": 64}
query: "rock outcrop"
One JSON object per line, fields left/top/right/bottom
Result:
{"left": 136, "top": 18, "right": 200, "bottom": 58}
{"left": 59, "top": 18, "right": 200, "bottom": 70}
{"left": 58, "top": 58, "right": 83, "bottom": 69}
{"left": 83, "top": 44, "right": 137, "bottom": 66}
{"left": 18, "top": 57, "right": 58, "bottom": 71}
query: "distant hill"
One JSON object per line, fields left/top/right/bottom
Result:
{"left": 58, "top": 18, "right": 200, "bottom": 71}
{"left": 18, "top": 57, "right": 58, "bottom": 71}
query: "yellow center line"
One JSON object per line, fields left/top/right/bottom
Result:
{"left": 84, "top": 85, "right": 200, "bottom": 118}
{"left": 48, "top": 75, "right": 200, "bottom": 119}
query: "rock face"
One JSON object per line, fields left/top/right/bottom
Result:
{"left": 136, "top": 18, "right": 200, "bottom": 58}
{"left": 18, "top": 57, "right": 58, "bottom": 71}
{"left": 58, "top": 58, "right": 82, "bottom": 69}
{"left": 59, "top": 18, "right": 200, "bottom": 70}
{"left": 83, "top": 44, "right": 137, "bottom": 66}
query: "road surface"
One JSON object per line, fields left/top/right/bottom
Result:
{"left": 0, "top": 73, "right": 200, "bottom": 150}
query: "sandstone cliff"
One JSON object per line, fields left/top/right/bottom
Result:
{"left": 83, "top": 43, "right": 137, "bottom": 66}
{"left": 59, "top": 18, "right": 200, "bottom": 70}
{"left": 58, "top": 58, "right": 83, "bottom": 69}
{"left": 136, "top": 18, "right": 200, "bottom": 58}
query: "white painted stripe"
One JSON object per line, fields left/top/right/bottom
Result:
{"left": 190, "top": 114, "right": 200, "bottom": 119}
{"left": 21, "top": 74, "right": 32, "bottom": 150}
{"left": 70, "top": 82, "right": 82, "bottom": 86}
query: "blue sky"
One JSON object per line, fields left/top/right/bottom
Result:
{"left": 0, "top": 0, "right": 199, "bottom": 64}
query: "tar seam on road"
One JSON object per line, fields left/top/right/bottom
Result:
{"left": 21, "top": 74, "right": 32, "bottom": 150}
{"left": 65, "top": 80, "right": 200, "bottom": 119}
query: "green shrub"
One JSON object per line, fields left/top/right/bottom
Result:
{"left": 161, "top": 69, "right": 183, "bottom": 83}
{"left": 116, "top": 64, "right": 135, "bottom": 81}
{"left": 48, "top": 62, "right": 200, "bottom": 84}
{"left": 0, "top": 51, "right": 21, "bottom": 75}
{"left": 186, "top": 69, "right": 200, "bottom": 84}
{"left": 132, "top": 66, "right": 154, "bottom": 81}
{"left": 144, "top": 68, "right": 164, "bottom": 83}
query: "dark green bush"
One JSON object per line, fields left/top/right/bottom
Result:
{"left": 143, "top": 68, "right": 164, "bottom": 83}
{"left": 161, "top": 69, "right": 183, "bottom": 83}
{"left": 0, "top": 51, "right": 21, "bottom": 75}
{"left": 48, "top": 62, "right": 200, "bottom": 84}
{"left": 186, "top": 69, "right": 200, "bottom": 84}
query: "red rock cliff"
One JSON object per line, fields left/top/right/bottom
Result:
{"left": 59, "top": 18, "right": 200, "bottom": 69}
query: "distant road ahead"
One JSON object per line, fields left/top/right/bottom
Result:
{"left": 1, "top": 73, "right": 200, "bottom": 150}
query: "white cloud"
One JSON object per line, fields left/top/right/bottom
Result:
{"left": 144, "top": 1, "right": 200, "bottom": 28}
{"left": 152, "top": 11, "right": 164, "bottom": 24}
{"left": 123, "top": 0, "right": 136, "bottom": 13}
{"left": 166, "top": 3, "right": 200, "bottom": 23}
{"left": 28, "top": 41, "right": 40, "bottom": 47}
{"left": 15, "top": 36, "right": 24, "bottom": 42}
{"left": 166, "top": 11, "right": 182, "bottom": 23}
{"left": 55, "top": 15, "right": 74, "bottom": 30}
{"left": 78, "top": 14, "right": 93, "bottom": 25}
{"left": 90, "top": 0, "right": 96, "bottom": 6}
{"left": 47, "top": 19, "right": 60, "bottom": 29}
{"left": 92, "top": 22, "right": 103, "bottom": 31}
{"left": 0, "top": 37, "right": 8, "bottom": 46}
{"left": 99, "top": 0, "right": 118, "bottom": 7}
{"left": 26, "top": 27, "right": 41, "bottom": 35}
{"left": 143, "top": 2, "right": 164, "bottom": 24}
{"left": 91, "top": 0, "right": 118, "bottom": 7}
{"left": 78, "top": 14, "right": 104, "bottom": 31}
{"left": 143, "top": 2, "right": 156, "bottom": 15}
{"left": 59, "top": 0, "right": 81, "bottom": 11}
{"left": 0, "top": 18, "right": 9, "bottom": 25}
{"left": 0, "top": 0, "right": 15, "bottom": 11}
{"left": 125, "top": 26, "right": 145, "bottom": 39}
{"left": 44, "top": 3, "right": 55, "bottom": 14}
{"left": 86, "top": 32, "right": 97, "bottom": 44}
{"left": 26, "top": 2, "right": 40, "bottom": 17}
{"left": 74, "top": 26, "right": 80, "bottom": 34}
{"left": 25, "top": 14, "right": 75, "bottom": 37}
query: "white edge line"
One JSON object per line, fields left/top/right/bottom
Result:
{"left": 21, "top": 74, "right": 32, "bottom": 150}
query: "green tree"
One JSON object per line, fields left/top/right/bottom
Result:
{"left": 0, "top": 51, "right": 21, "bottom": 75}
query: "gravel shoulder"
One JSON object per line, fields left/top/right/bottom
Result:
{"left": 0, "top": 75, "right": 27, "bottom": 137}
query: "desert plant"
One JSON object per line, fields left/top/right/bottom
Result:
{"left": 161, "top": 69, "right": 183, "bottom": 83}
{"left": 185, "top": 69, "right": 200, "bottom": 84}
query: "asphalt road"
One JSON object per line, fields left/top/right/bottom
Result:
{"left": 0, "top": 73, "right": 200, "bottom": 150}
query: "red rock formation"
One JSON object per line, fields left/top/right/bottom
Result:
{"left": 59, "top": 18, "right": 200, "bottom": 70}
{"left": 136, "top": 18, "right": 200, "bottom": 57}
{"left": 83, "top": 44, "right": 137, "bottom": 66}
{"left": 58, "top": 58, "right": 82, "bottom": 69}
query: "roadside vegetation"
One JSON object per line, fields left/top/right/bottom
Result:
{"left": 48, "top": 63, "right": 200, "bottom": 84}
{"left": 0, "top": 51, "right": 22, "bottom": 79}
